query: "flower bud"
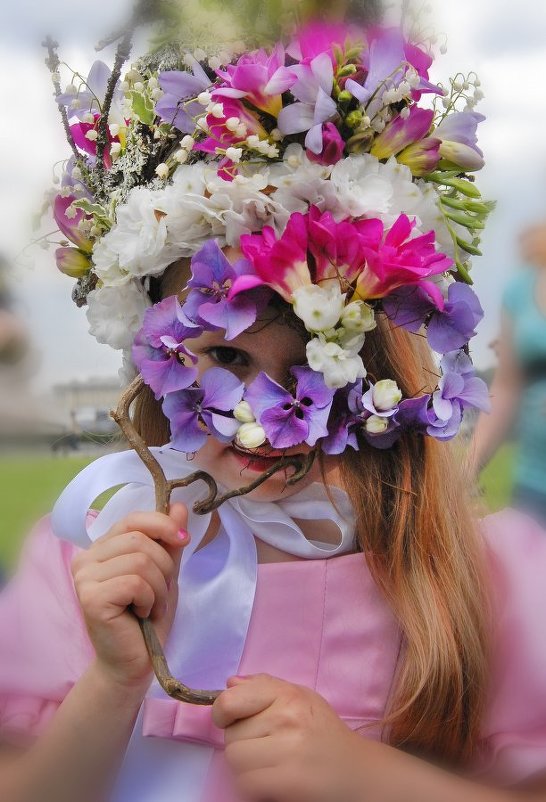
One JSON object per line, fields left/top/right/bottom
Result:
{"left": 345, "top": 110, "right": 364, "bottom": 129}
{"left": 372, "top": 380, "right": 402, "bottom": 412}
{"left": 337, "top": 90, "right": 353, "bottom": 103}
{"left": 365, "top": 415, "right": 389, "bottom": 434}
{"left": 236, "top": 422, "right": 267, "bottom": 449}
{"left": 55, "top": 247, "right": 91, "bottom": 278}
{"left": 341, "top": 301, "right": 376, "bottom": 333}
{"left": 155, "top": 163, "right": 169, "bottom": 179}
{"left": 233, "top": 401, "right": 255, "bottom": 424}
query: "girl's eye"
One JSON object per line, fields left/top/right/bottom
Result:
{"left": 205, "top": 347, "right": 249, "bottom": 367}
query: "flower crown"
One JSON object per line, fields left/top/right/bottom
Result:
{"left": 46, "top": 6, "right": 492, "bottom": 454}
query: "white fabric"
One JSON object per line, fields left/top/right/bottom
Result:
{"left": 51, "top": 447, "right": 356, "bottom": 802}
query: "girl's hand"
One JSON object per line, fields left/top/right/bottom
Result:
{"left": 71, "top": 503, "right": 190, "bottom": 689}
{"left": 212, "top": 674, "right": 365, "bottom": 802}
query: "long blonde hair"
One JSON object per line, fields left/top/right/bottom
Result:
{"left": 132, "top": 267, "right": 491, "bottom": 768}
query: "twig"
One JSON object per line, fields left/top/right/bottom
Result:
{"left": 111, "top": 376, "right": 318, "bottom": 704}
{"left": 42, "top": 36, "right": 81, "bottom": 164}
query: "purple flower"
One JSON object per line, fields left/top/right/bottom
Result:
{"left": 394, "top": 395, "right": 432, "bottom": 434}
{"left": 182, "top": 240, "right": 269, "bottom": 340}
{"left": 245, "top": 366, "right": 335, "bottom": 449}
{"left": 346, "top": 29, "right": 406, "bottom": 106}
{"left": 346, "top": 30, "right": 441, "bottom": 109}
{"left": 434, "top": 112, "right": 486, "bottom": 172}
{"left": 132, "top": 296, "right": 202, "bottom": 400}
{"left": 321, "top": 383, "right": 362, "bottom": 455}
{"left": 156, "top": 60, "right": 212, "bottom": 133}
{"left": 57, "top": 61, "right": 123, "bottom": 122}
{"left": 383, "top": 282, "right": 484, "bottom": 353}
{"left": 428, "top": 350, "right": 491, "bottom": 440}
{"left": 276, "top": 52, "right": 338, "bottom": 155}
{"left": 307, "top": 122, "right": 345, "bottom": 166}
{"left": 163, "top": 367, "right": 245, "bottom": 453}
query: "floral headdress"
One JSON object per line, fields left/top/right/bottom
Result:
{"left": 45, "top": 0, "right": 493, "bottom": 461}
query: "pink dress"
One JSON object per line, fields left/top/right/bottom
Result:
{"left": 1, "top": 508, "right": 546, "bottom": 798}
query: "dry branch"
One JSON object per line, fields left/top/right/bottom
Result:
{"left": 111, "top": 375, "right": 316, "bottom": 705}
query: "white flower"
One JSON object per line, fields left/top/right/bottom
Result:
{"left": 119, "top": 348, "right": 138, "bottom": 386}
{"left": 268, "top": 145, "right": 338, "bottom": 217}
{"left": 155, "top": 163, "right": 169, "bottom": 179}
{"left": 85, "top": 130, "right": 98, "bottom": 142}
{"left": 174, "top": 149, "right": 189, "bottom": 164}
{"left": 198, "top": 91, "right": 212, "bottom": 105}
{"left": 365, "top": 415, "right": 389, "bottom": 434}
{"left": 373, "top": 380, "right": 402, "bottom": 412}
{"left": 225, "top": 147, "right": 243, "bottom": 163}
{"left": 236, "top": 422, "right": 267, "bottom": 449}
{"left": 233, "top": 401, "right": 255, "bottom": 424}
{"left": 341, "top": 301, "right": 376, "bottom": 333}
{"left": 307, "top": 336, "right": 367, "bottom": 389}
{"left": 204, "top": 168, "right": 285, "bottom": 247}
{"left": 292, "top": 285, "right": 345, "bottom": 333}
{"left": 181, "top": 135, "right": 195, "bottom": 149}
{"left": 92, "top": 187, "right": 177, "bottom": 284}
{"left": 87, "top": 281, "right": 151, "bottom": 351}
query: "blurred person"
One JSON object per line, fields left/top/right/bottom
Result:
{"left": 0, "top": 258, "right": 28, "bottom": 365}
{"left": 470, "top": 223, "right": 546, "bottom": 523}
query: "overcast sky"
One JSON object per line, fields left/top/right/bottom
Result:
{"left": 1, "top": 0, "right": 546, "bottom": 390}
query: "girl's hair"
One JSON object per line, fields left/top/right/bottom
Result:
{"left": 132, "top": 262, "right": 491, "bottom": 768}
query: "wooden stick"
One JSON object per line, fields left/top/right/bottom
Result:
{"left": 111, "top": 375, "right": 317, "bottom": 704}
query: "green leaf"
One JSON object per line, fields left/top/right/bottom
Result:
{"left": 130, "top": 91, "right": 156, "bottom": 126}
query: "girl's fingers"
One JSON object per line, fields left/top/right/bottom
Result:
{"left": 100, "top": 507, "right": 188, "bottom": 549}
{"left": 78, "top": 554, "right": 169, "bottom": 617}
{"left": 91, "top": 532, "right": 177, "bottom": 581}
{"left": 223, "top": 711, "right": 271, "bottom": 746}
{"left": 224, "top": 736, "right": 278, "bottom": 774}
{"left": 83, "top": 576, "right": 157, "bottom": 621}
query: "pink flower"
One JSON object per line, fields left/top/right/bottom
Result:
{"left": 235, "top": 208, "right": 385, "bottom": 302}
{"left": 354, "top": 215, "right": 453, "bottom": 302}
{"left": 196, "top": 97, "right": 267, "bottom": 157}
{"left": 307, "top": 207, "right": 381, "bottom": 286}
{"left": 307, "top": 123, "right": 345, "bottom": 166}
{"left": 53, "top": 195, "right": 93, "bottom": 252}
{"left": 70, "top": 114, "right": 120, "bottom": 169}
{"left": 289, "top": 21, "right": 361, "bottom": 67}
{"left": 215, "top": 44, "right": 286, "bottom": 116}
{"left": 238, "top": 213, "right": 311, "bottom": 302}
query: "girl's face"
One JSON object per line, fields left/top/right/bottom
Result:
{"left": 184, "top": 305, "right": 343, "bottom": 503}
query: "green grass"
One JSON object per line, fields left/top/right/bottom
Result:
{"left": 0, "top": 447, "right": 516, "bottom": 570}
{"left": 0, "top": 455, "right": 94, "bottom": 568}
{"left": 479, "top": 444, "right": 515, "bottom": 512}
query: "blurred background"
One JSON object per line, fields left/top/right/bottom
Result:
{"left": 1, "top": 0, "right": 545, "bottom": 568}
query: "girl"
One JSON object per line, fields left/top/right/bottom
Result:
{"left": 2, "top": 259, "right": 546, "bottom": 802}
{"left": 3, "top": 6, "right": 546, "bottom": 802}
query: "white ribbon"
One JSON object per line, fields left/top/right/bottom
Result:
{"left": 51, "top": 447, "right": 356, "bottom": 802}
